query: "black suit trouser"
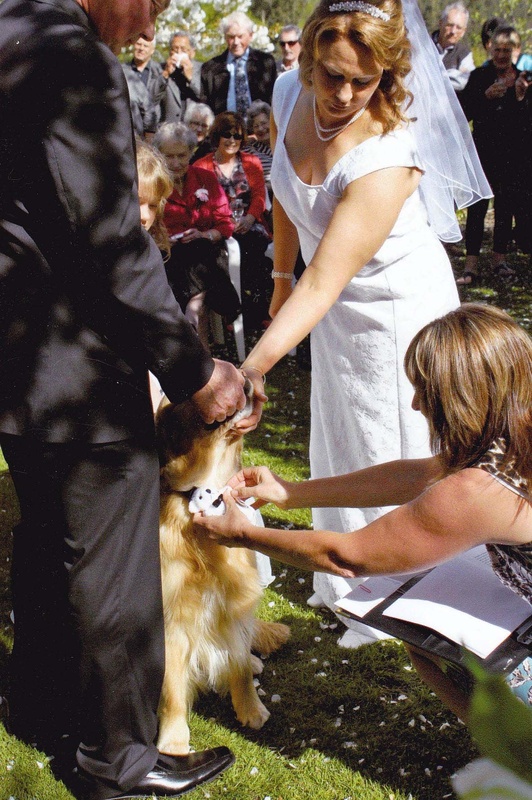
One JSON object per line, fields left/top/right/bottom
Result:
{"left": 0, "top": 433, "right": 163, "bottom": 790}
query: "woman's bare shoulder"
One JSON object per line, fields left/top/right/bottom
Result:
{"left": 415, "top": 468, "right": 532, "bottom": 547}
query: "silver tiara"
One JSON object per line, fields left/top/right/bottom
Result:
{"left": 328, "top": 2, "right": 391, "bottom": 21}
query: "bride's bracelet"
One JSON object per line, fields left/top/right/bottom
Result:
{"left": 271, "top": 270, "right": 293, "bottom": 280}
{"left": 240, "top": 365, "right": 266, "bottom": 385}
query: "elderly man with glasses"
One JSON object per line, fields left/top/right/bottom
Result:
{"left": 431, "top": 2, "right": 475, "bottom": 92}
{"left": 276, "top": 24, "right": 302, "bottom": 74}
{"left": 161, "top": 31, "right": 202, "bottom": 123}
{"left": 0, "top": 0, "right": 247, "bottom": 797}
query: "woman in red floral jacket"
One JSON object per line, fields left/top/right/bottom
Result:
{"left": 195, "top": 112, "right": 272, "bottom": 333}
{"left": 153, "top": 122, "right": 241, "bottom": 348}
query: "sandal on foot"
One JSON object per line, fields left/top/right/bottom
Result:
{"left": 494, "top": 262, "right": 515, "bottom": 278}
{"left": 456, "top": 271, "right": 479, "bottom": 286}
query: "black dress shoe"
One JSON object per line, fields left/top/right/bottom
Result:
{"left": 74, "top": 747, "right": 235, "bottom": 800}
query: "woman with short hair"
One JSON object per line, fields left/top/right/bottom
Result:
{"left": 153, "top": 122, "right": 240, "bottom": 348}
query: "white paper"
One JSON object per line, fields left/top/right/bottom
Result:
{"left": 335, "top": 575, "right": 407, "bottom": 618}
{"left": 383, "top": 552, "right": 532, "bottom": 658}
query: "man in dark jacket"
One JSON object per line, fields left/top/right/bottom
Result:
{"left": 0, "top": 0, "right": 253, "bottom": 798}
{"left": 122, "top": 36, "right": 167, "bottom": 137}
{"left": 161, "top": 31, "right": 202, "bottom": 123}
{"left": 200, "top": 11, "right": 276, "bottom": 116}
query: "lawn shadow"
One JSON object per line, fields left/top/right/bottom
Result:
{"left": 193, "top": 587, "right": 477, "bottom": 800}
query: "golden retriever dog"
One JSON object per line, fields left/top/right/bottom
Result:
{"left": 155, "top": 384, "right": 290, "bottom": 756}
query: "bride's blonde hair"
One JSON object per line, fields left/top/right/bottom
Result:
{"left": 298, "top": 0, "right": 412, "bottom": 133}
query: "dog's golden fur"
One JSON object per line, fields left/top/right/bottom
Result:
{"left": 155, "top": 394, "right": 290, "bottom": 755}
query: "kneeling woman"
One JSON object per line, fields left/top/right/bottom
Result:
{"left": 153, "top": 122, "right": 240, "bottom": 348}
{"left": 195, "top": 304, "right": 532, "bottom": 720}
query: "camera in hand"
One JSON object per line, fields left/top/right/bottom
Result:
{"left": 523, "top": 70, "right": 532, "bottom": 82}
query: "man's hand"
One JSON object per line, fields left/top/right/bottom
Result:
{"left": 233, "top": 368, "right": 267, "bottom": 434}
{"left": 191, "top": 359, "right": 245, "bottom": 423}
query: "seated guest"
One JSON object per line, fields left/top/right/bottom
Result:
{"left": 431, "top": 2, "right": 474, "bottom": 92}
{"left": 153, "top": 122, "right": 241, "bottom": 348}
{"left": 136, "top": 137, "right": 173, "bottom": 258}
{"left": 185, "top": 101, "right": 215, "bottom": 163}
{"left": 245, "top": 100, "right": 273, "bottom": 201}
{"left": 194, "top": 303, "right": 532, "bottom": 721}
{"left": 195, "top": 112, "right": 272, "bottom": 332}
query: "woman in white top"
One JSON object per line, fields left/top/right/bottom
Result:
{"left": 237, "top": 0, "right": 488, "bottom": 646}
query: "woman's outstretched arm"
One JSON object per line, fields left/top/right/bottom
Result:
{"left": 226, "top": 457, "right": 442, "bottom": 510}
{"left": 194, "top": 468, "right": 530, "bottom": 578}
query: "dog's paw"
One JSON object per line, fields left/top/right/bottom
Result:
{"left": 237, "top": 698, "right": 270, "bottom": 730}
{"left": 250, "top": 654, "right": 264, "bottom": 675}
{"left": 252, "top": 620, "right": 291, "bottom": 655}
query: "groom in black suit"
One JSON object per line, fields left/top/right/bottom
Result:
{"left": 0, "top": 0, "right": 252, "bottom": 798}
{"left": 200, "top": 11, "right": 277, "bottom": 116}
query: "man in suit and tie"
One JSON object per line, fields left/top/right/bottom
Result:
{"left": 200, "top": 11, "right": 277, "bottom": 117}
{"left": 0, "top": 0, "right": 257, "bottom": 798}
{"left": 161, "top": 31, "right": 202, "bottom": 123}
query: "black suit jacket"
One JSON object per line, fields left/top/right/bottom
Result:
{"left": 200, "top": 48, "right": 277, "bottom": 115}
{"left": 0, "top": 0, "right": 214, "bottom": 444}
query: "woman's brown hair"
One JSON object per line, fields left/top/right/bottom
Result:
{"left": 210, "top": 112, "right": 247, "bottom": 149}
{"left": 298, "top": 0, "right": 412, "bottom": 134}
{"left": 136, "top": 138, "right": 173, "bottom": 260}
{"left": 404, "top": 303, "right": 532, "bottom": 487}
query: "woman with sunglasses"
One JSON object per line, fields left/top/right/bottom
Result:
{"left": 195, "top": 112, "right": 272, "bottom": 333}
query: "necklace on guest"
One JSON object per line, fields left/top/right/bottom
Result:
{"left": 313, "top": 96, "right": 367, "bottom": 142}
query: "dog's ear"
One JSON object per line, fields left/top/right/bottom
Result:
{"left": 155, "top": 401, "right": 204, "bottom": 465}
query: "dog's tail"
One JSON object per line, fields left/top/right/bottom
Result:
{"left": 251, "top": 619, "right": 290, "bottom": 656}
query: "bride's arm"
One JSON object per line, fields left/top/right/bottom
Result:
{"left": 268, "top": 112, "right": 300, "bottom": 318}
{"left": 269, "top": 197, "right": 300, "bottom": 318}
{"left": 243, "top": 166, "right": 420, "bottom": 376}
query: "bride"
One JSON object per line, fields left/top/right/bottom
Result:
{"left": 237, "top": 0, "right": 490, "bottom": 646}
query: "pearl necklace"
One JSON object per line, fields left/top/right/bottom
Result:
{"left": 313, "top": 97, "right": 367, "bottom": 142}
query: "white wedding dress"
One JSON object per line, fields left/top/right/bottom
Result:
{"left": 271, "top": 71, "right": 459, "bottom": 644}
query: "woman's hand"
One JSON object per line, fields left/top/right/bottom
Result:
{"left": 269, "top": 280, "right": 293, "bottom": 318}
{"left": 227, "top": 466, "right": 291, "bottom": 509}
{"left": 193, "top": 490, "right": 254, "bottom": 546}
{"left": 485, "top": 79, "right": 508, "bottom": 100}
{"left": 516, "top": 71, "right": 532, "bottom": 101}
{"left": 181, "top": 227, "right": 202, "bottom": 243}
{"left": 234, "top": 214, "right": 254, "bottom": 235}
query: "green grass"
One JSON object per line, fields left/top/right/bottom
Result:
{"left": 0, "top": 224, "right": 530, "bottom": 800}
